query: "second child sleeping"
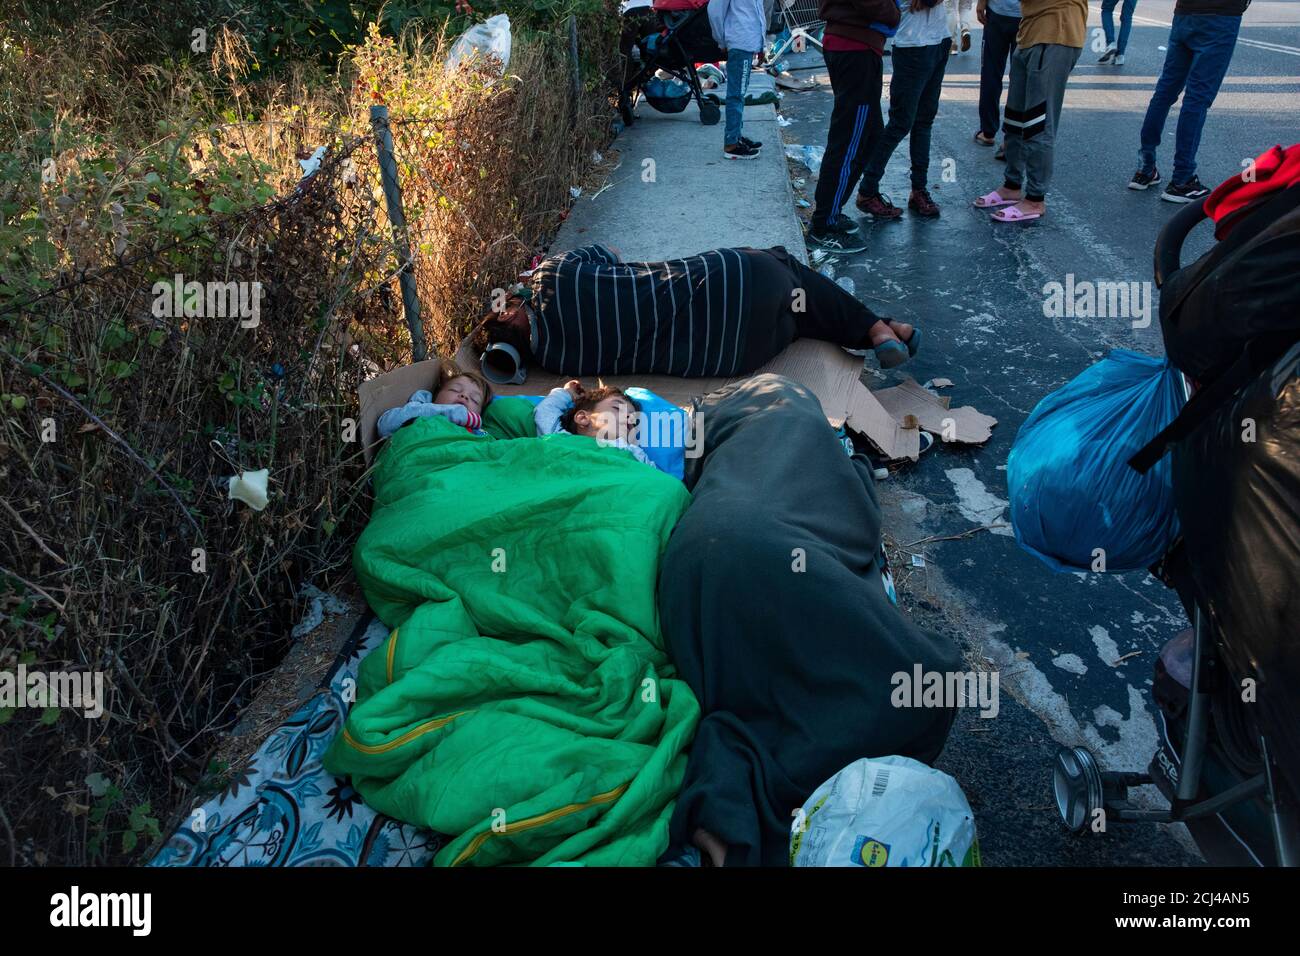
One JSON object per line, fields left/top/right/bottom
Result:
{"left": 534, "top": 379, "right": 663, "bottom": 471}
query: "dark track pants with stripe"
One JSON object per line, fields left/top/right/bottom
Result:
{"left": 812, "top": 49, "right": 884, "bottom": 230}
{"left": 1002, "top": 42, "right": 1080, "bottom": 201}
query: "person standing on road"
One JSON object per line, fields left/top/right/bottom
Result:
{"left": 971, "top": 0, "right": 1087, "bottom": 223}
{"left": 974, "top": 0, "right": 1022, "bottom": 155}
{"left": 709, "top": 0, "right": 769, "bottom": 160}
{"left": 945, "top": 0, "right": 977, "bottom": 53}
{"left": 1128, "top": 0, "right": 1250, "bottom": 203}
{"left": 856, "top": 1, "right": 953, "bottom": 220}
{"left": 1099, "top": 0, "right": 1139, "bottom": 65}
{"left": 806, "top": 0, "right": 903, "bottom": 253}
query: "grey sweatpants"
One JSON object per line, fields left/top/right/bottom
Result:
{"left": 1002, "top": 43, "right": 1081, "bottom": 200}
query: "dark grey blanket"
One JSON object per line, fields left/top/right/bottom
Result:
{"left": 659, "top": 375, "right": 961, "bottom": 866}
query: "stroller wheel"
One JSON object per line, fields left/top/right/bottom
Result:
{"left": 1053, "top": 746, "right": 1105, "bottom": 833}
{"left": 699, "top": 100, "right": 721, "bottom": 126}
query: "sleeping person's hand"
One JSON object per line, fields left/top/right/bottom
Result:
{"left": 443, "top": 404, "right": 470, "bottom": 427}
{"left": 564, "top": 379, "right": 585, "bottom": 400}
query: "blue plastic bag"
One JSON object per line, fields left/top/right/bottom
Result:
{"left": 1007, "top": 351, "right": 1187, "bottom": 573}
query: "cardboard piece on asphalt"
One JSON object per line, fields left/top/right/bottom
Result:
{"left": 361, "top": 343, "right": 994, "bottom": 466}
{"left": 452, "top": 336, "right": 926, "bottom": 459}
{"left": 872, "top": 378, "right": 998, "bottom": 446}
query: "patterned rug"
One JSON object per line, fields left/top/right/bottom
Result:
{"left": 150, "top": 617, "right": 444, "bottom": 867}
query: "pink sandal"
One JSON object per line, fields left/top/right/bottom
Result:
{"left": 972, "top": 190, "right": 1018, "bottom": 209}
{"left": 992, "top": 205, "right": 1044, "bottom": 223}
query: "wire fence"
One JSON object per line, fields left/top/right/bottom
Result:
{"left": 0, "top": 22, "right": 616, "bottom": 864}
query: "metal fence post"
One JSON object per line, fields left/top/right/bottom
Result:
{"left": 568, "top": 15, "right": 581, "bottom": 128}
{"left": 370, "top": 104, "right": 426, "bottom": 362}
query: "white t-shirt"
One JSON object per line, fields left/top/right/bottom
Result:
{"left": 893, "top": 3, "right": 951, "bottom": 48}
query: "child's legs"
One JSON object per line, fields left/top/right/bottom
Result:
{"left": 909, "top": 40, "right": 952, "bottom": 190}
{"left": 859, "top": 45, "right": 929, "bottom": 195}
{"left": 724, "top": 49, "right": 754, "bottom": 146}
{"left": 946, "top": 0, "right": 974, "bottom": 39}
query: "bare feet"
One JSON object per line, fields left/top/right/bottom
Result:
{"left": 693, "top": 827, "right": 728, "bottom": 867}
{"left": 1010, "top": 198, "right": 1046, "bottom": 217}
{"left": 994, "top": 184, "right": 1023, "bottom": 202}
{"left": 886, "top": 318, "right": 914, "bottom": 344}
{"left": 867, "top": 320, "right": 903, "bottom": 348}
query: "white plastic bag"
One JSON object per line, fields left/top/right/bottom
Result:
{"left": 445, "top": 14, "right": 512, "bottom": 72}
{"left": 783, "top": 143, "right": 824, "bottom": 176}
{"left": 790, "top": 756, "right": 979, "bottom": 867}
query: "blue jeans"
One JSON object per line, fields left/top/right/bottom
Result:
{"left": 724, "top": 49, "right": 754, "bottom": 146}
{"left": 1101, "top": 0, "right": 1138, "bottom": 53}
{"left": 1138, "top": 14, "right": 1240, "bottom": 184}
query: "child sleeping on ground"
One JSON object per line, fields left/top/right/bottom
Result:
{"left": 377, "top": 366, "right": 492, "bottom": 439}
{"left": 534, "top": 379, "right": 661, "bottom": 471}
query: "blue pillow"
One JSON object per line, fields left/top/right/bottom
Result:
{"left": 518, "top": 388, "right": 689, "bottom": 479}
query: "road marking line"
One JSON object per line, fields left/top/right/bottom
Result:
{"left": 1130, "top": 14, "right": 1300, "bottom": 56}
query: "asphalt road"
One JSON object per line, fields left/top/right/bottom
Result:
{"left": 776, "top": 1, "right": 1298, "bottom": 865}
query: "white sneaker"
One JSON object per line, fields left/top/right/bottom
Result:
{"left": 1098, "top": 42, "right": 1118, "bottom": 64}
{"left": 1114, "top": 53, "right": 1126, "bottom": 65}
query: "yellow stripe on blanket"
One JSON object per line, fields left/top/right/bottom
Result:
{"left": 341, "top": 711, "right": 469, "bottom": 754}
{"left": 450, "top": 783, "right": 631, "bottom": 867}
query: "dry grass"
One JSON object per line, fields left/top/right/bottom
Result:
{"left": 0, "top": 11, "right": 621, "bottom": 864}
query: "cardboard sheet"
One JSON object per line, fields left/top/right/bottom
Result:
{"left": 452, "top": 336, "right": 921, "bottom": 457}
{"left": 360, "top": 344, "right": 995, "bottom": 467}
{"left": 872, "top": 378, "right": 998, "bottom": 446}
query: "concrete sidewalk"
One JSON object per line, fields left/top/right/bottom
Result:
{"left": 555, "top": 94, "right": 807, "bottom": 263}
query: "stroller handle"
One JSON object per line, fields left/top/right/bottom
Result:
{"left": 1153, "top": 200, "right": 1209, "bottom": 289}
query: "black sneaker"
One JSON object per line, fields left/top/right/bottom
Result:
{"left": 808, "top": 219, "right": 867, "bottom": 253}
{"left": 723, "top": 141, "right": 760, "bottom": 160}
{"left": 739, "top": 135, "right": 763, "bottom": 151}
{"left": 1162, "top": 176, "right": 1211, "bottom": 203}
{"left": 1129, "top": 167, "right": 1161, "bottom": 191}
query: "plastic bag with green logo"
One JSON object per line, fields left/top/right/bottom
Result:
{"left": 790, "top": 756, "right": 980, "bottom": 867}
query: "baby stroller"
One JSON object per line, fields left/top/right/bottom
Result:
{"left": 619, "top": 0, "right": 725, "bottom": 127}
{"left": 1051, "top": 164, "right": 1300, "bottom": 866}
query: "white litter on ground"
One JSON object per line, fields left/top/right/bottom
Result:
{"left": 944, "top": 468, "right": 1013, "bottom": 536}
{"left": 784, "top": 143, "right": 824, "bottom": 175}
{"left": 227, "top": 469, "right": 270, "bottom": 511}
{"left": 1052, "top": 653, "right": 1089, "bottom": 676}
{"left": 1090, "top": 624, "right": 1122, "bottom": 666}
{"left": 292, "top": 583, "right": 351, "bottom": 639}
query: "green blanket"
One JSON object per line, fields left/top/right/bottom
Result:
{"left": 324, "top": 400, "right": 698, "bottom": 866}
